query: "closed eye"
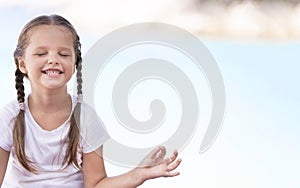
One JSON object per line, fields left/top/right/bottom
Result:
{"left": 59, "top": 53, "right": 70, "bottom": 57}
{"left": 35, "top": 53, "right": 46, "bottom": 56}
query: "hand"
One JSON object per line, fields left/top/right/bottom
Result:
{"left": 137, "top": 146, "right": 182, "bottom": 182}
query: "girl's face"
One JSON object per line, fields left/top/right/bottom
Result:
{"left": 18, "top": 25, "right": 76, "bottom": 92}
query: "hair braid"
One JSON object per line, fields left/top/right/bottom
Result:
{"left": 63, "top": 39, "right": 82, "bottom": 169}
{"left": 76, "top": 40, "right": 83, "bottom": 96}
{"left": 13, "top": 66, "right": 37, "bottom": 173}
{"left": 15, "top": 68, "right": 25, "bottom": 103}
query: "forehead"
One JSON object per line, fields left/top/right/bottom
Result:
{"left": 27, "top": 25, "right": 74, "bottom": 48}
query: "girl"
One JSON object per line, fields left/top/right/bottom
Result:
{"left": 0, "top": 14, "right": 181, "bottom": 187}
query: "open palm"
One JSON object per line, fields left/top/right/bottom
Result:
{"left": 138, "top": 146, "right": 182, "bottom": 180}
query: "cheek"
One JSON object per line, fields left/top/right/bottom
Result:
{"left": 69, "top": 62, "right": 76, "bottom": 74}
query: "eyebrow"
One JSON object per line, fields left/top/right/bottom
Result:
{"left": 33, "top": 46, "right": 73, "bottom": 51}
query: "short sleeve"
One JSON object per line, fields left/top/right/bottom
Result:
{"left": 0, "top": 101, "right": 18, "bottom": 152}
{"left": 79, "top": 103, "right": 110, "bottom": 153}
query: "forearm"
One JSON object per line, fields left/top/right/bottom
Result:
{"left": 84, "top": 146, "right": 181, "bottom": 188}
{"left": 95, "top": 168, "right": 145, "bottom": 188}
{"left": 0, "top": 166, "right": 6, "bottom": 185}
{"left": 0, "top": 147, "right": 9, "bottom": 185}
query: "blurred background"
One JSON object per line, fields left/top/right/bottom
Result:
{"left": 0, "top": 0, "right": 299, "bottom": 187}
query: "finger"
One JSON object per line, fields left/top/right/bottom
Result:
{"left": 146, "top": 146, "right": 164, "bottom": 159}
{"left": 157, "top": 146, "right": 166, "bottom": 159}
{"left": 139, "top": 146, "right": 167, "bottom": 167}
{"left": 167, "top": 158, "right": 182, "bottom": 172}
{"left": 165, "top": 171, "right": 180, "bottom": 177}
{"left": 153, "top": 146, "right": 166, "bottom": 165}
{"left": 166, "top": 150, "right": 179, "bottom": 165}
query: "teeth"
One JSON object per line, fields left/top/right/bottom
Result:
{"left": 45, "top": 70, "right": 60, "bottom": 75}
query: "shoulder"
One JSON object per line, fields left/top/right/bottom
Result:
{"left": 71, "top": 95, "right": 97, "bottom": 115}
{"left": 0, "top": 99, "right": 18, "bottom": 151}
{"left": 79, "top": 102, "right": 105, "bottom": 129}
{"left": 0, "top": 99, "right": 19, "bottom": 123}
{"left": 73, "top": 98, "right": 110, "bottom": 153}
{"left": 71, "top": 94, "right": 108, "bottom": 131}
{"left": 80, "top": 102, "right": 98, "bottom": 116}
{"left": 71, "top": 95, "right": 101, "bottom": 121}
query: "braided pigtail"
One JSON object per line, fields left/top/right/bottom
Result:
{"left": 63, "top": 38, "right": 82, "bottom": 169}
{"left": 13, "top": 50, "right": 37, "bottom": 173}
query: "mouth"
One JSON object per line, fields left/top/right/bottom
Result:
{"left": 42, "top": 69, "right": 63, "bottom": 75}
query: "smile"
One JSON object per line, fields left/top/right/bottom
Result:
{"left": 42, "top": 70, "right": 63, "bottom": 75}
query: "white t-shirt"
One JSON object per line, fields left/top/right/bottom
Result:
{"left": 0, "top": 95, "right": 110, "bottom": 188}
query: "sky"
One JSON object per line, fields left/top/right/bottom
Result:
{"left": 0, "top": 1, "right": 300, "bottom": 188}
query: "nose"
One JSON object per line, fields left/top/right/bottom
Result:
{"left": 47, "top": 59, "right": 58, "bottom": 64}
{"left": 47, "top": 55, "right": 60, "bottom": 65}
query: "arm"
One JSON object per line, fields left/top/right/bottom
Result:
{"left": 0, "top": 147, "right": 9, "bottom": 185}
{"left": 82, "top": 146, "right": 181, "bottom": 188}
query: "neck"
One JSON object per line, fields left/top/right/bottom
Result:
{"left": 29, "top": 88, "right": 71, "bottom": 113}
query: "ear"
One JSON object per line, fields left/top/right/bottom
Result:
{"left": 73, "top": 61, "right": 77, "bottom": 73}
{"left": 18, "top": 57, "right": 28, "bottom": 74}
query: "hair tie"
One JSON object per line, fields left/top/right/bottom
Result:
{"left": 77, "top": 94, "right": 83, "bottom": 103}
{"left": 19, "top": 103, "right": 25, "bottom": 111}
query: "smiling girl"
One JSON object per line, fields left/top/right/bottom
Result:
{"left": 0, "top": 14, "right": 181, "bottom": 188}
